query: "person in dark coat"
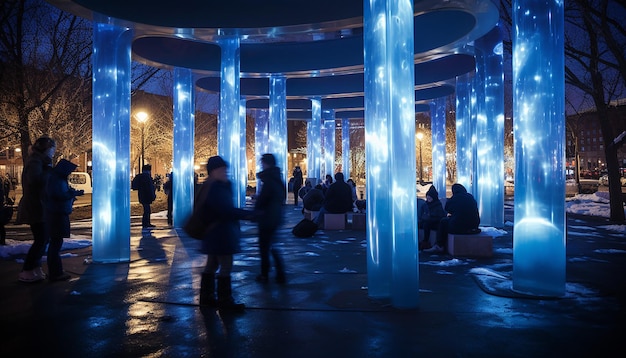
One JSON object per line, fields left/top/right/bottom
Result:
{"left": 163, "top": 172, "right": 173, "bottom": 226}
{"left": 298, "top": 179, "right": 312, "bottom": 201}
{"left": 314, "top": 172, "right": 353, "bottom": 226}
{"left": 198, "top": 156, "right": 252, "bottom": 310}
{"left": 292, "top": 166, "right": 303, "bottom": 206}
{"left": 427, "top": 183, "right": 481, "bottom": 253}
{"left": 17, "top": 136, "right": 56, "bottom": 283}
{"left": 254, "top": 153, "right": 287, "bottom": 284}
{"left": 44, "top": 159, "right": 84, "bottom": 281}
{"left": 418, "top": 185, "right": 446, "bottom": 250}
{"left": 133, "top": 164, "right": 156, "bottom": 228}
{"left": 302, "top": 184, "right": 325, "bottom": 212}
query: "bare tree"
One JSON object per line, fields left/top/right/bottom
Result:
{"left": 0, "top": 0, "right": 92, "bottom": 164}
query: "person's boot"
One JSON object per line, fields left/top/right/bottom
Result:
{"left": 200, "top": 273, "right": 218, "bottom": 307}
{"left": 217, "top": 276, "right": 245, "bottom": 311}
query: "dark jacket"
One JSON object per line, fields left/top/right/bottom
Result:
{"left": 323, "top": 174, "right": 354, "bottom": 213}
{"left": 292, "top": 168, "right": 303, "bottom": 189}
{"left": 17, "top": 151, "right": 52, "bottom": 224}
{"left": 45, "top": 160, "right": 81, "bottom": 215}
{"left": 134, "top": 172, "right": 156, "bottom": 205}
{"left": 445, "top": 184, "right": 480, "bottom": 233}
{"left": 255, "top": 166, "right": 285, "bottom": 230}
{"left": 419, "top": 186, "right": 446, "bottom": 223}
{"left": 200, "top": 179, "right": 250, "bottom": 255}
{"left": 303, "top": 186, "right": 324, "bottom": 211}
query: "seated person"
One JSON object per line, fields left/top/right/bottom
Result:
{"left": 314, "top": 172, "right": 353, "bottom": 226}
{"left": 346, "top": 178, "right": 358, "bottom": 202}
{"left": 321, "top": 174, "right": 333, "bottom": 194}
{"left": 298, "top": 180, "right": 313, "bottom": 201}
{"left": 427, "top": 183, "right": 480, "bottom": 253}
{"left": 302, "top": 184, "right": 325, "bottom": 213}
{"left": 418, "top": 186, "right": 446, "bottom": 250}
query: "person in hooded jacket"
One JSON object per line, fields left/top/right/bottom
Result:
{"left": 198, "top": 156, "right": 253, "bottom": 310}
{"left": 254, "top": 153, "right": 287, "bottom": 284}
{"left": 313, "top": 172, "right": 353, "bottom": 226}
{"left": 17, "top": 137, "right": 56, "bottom": 283}
{"left": 427, "top": 183, "right": 480, "bottom": 253}
{"left": 418, "top": 185, "right": 446, "bottom": 250}
{"left": 44, "top": 159, "right": 84, "bottom": 281}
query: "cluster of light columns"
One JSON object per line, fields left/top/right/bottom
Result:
{"left": 364, "top": 0, "right": 418, "bottom": 308}
{"left": 172, "top": 67, "right": 195, "bottom": 226}
{"left": 456, "top": 72, "right": 474, "bottom": 191}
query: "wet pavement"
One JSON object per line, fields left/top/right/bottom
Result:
{"left": 1, "top": 203, "right": 625, "bottom": 357}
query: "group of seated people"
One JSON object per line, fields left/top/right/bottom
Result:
{"left": 419, "top": 183, "right": 481, "bottom": 253}
{"left": 298, "top": 172, "right": 361, "bottom": 226}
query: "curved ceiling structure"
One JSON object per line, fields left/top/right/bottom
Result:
{"left": 48, "top": 0, "right": 500, "bottom": 111}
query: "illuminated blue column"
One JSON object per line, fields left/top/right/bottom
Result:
{"left": 254, "top": 109, "right": 269, "bottom": 195}
{"left": 269, "top": 75, "right": 288, "bottom": 192}
{"left": 430, "top": 97, "right": 446, "bottom": 198}
{"left": 512, "top": 0, "right": 565, "bottom": 297}
{"left": 475, "top": 26, "right": 505, "bottom": 227}
{"left": 307, "top": 97, "right": 322, "bottom": 183}
{"left": 470, "top": 56, "right": 483, "bottom": 198}
{"left": 91, "top": 18, "right": 132, "bottom": 263}
{"left": 364, "top": 0, "right": 418, "bottom": 308}
{"left": 239, "top": 97, "right": 247, "bottom": 207}
{"left": 218, "top": 36, "right": 243, "bottom": 206}
{"left": 172, "top": 67, "right": 195, "bottom": 227}
{"left": 342, "top": 118, "right": 351, "bottom": 180}
{"left": 456, "top": 73, "right": 473, "bottom": 190}
{"left": 322, "top": 110, "right": 335, "bottom": 177}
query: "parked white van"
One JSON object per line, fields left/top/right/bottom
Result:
{"left": 68, "top": 172, "right": 92, "bottom": 194}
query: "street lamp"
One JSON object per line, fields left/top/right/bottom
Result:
{"left": 416, "top": 131, "right": 424, "bottom": 185}
{"left": 135, "top": 111, "right": 148, "bottom": 172}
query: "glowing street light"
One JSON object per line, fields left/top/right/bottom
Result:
{"left": 135, "top": 111, "right": 148, "bottom": 172}
{"left": 416, "top": 131, "right": 424, "bottom": 185}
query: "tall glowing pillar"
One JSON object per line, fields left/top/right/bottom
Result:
{"left": 308, "top": 98, "right": 322, "bottom": 183}
{"left": 218, "top": 36, "right": 243, "bottom": 206}
{"left": 269, "top": 75, "right": 288, "bottom": 192}
{"left": 254, "top": 109, "right": 269, "bottom": 195}
{"left": 364, "top": 0, "right": 418, "bottom": 308}
{"left": 430, "top": 97, "right": 446, "bottom": 197}
{"left": 239, "top": 97, "right": 247, "bottom": 207}
{"left": 456, "top": 72, "right": 473, "bottom": 190}
{"left": 472, "top": 48, "right": 485, "bottom": 199}
{"left": 475, "top": 26, "right": 505, "bottom": 227}
{"left": 342, "top": 118, "right": 351, "bottom": 180}
{"left": 91, "top": 18, "right": 132, "bottom": 262}
{"left": 172, "top": 67, "right": 195, "bottom": 227}
{"left": 512, "top": 0, "right": 565, "bottom": 297}
{"left": 322, "top": 110, "right": 335, "bottom": 177}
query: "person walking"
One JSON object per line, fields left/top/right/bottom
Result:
{"left": 197, "top": 156, "right": 253, "bottom": 310}
{"left": 132, "top": 164, "right": 156, "bottom": 228}
{"left": 17, "top": 136, "right": 56, "bottom": 282}
{"left": 254, "top": 153, "right": 287, "bottom": 284}
{"left": 292, "top": 166, "right": 303, "bottom": 206}
{"left": 44, "top": 159, "right": 84, "bottom": 281}
{"left": 427, "top": 183, "right": 480, "bottom": 253}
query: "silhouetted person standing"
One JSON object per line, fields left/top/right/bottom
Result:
{"left": 292, "top": 166, "right": 303, "bottom": 206}
{"left": 133, "top": 164, "right": 156, "bottom": 228}
{"left": 255, "top": 153, "right": 287, "bottom": 284}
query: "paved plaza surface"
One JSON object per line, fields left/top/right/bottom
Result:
{"left": 0, "top": 202, "right": 624, "bottom": 357}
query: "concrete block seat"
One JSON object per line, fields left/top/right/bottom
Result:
{"left": 447, "top": 231, "right": 493, "bottom": 258}
{"left": 303, "top": 209, "right": 319, "bottom": 221}
{"left": 324, "top": 213, "right": 347, "bottom": 230}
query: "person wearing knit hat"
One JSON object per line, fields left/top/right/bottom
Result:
{"left": 196, "top": 156, "right": 253, "bottom": 310}
{"left": 18, "top": 136, "right": 56, "bottom": 282}
{"left": 418, "top": 185, "right": 446, "bottom": 250}
{"left": 44, "top": 159, "right": 85, "bottom": 281}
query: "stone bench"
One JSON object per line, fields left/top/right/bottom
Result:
{"left": 348, "top": 213, "right": 366, "bottom": 230}
{"left": 324, "top": 213, "right": 347, "bottom": 230}
{"left": 447, "top": 232, "right": 493, "bottom": 258}
{"left": 303, "top": 209, "right": 319, "bottom": 221}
